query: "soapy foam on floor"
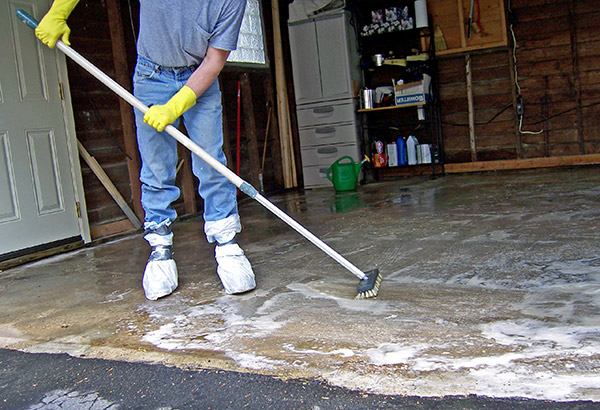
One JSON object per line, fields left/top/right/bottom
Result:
{"left": 283, "top": 343, "right": 355, "bottom": 358}
{"left": 138, "top": 255, "right": 600, "bottom": 400}
{"left": 141, "top": 295, "right": 288, "bottom": 359}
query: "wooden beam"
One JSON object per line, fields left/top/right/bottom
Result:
{"left": 77, "top": 141, "right": 142, "bottom": 230}
{"left": 264, "top": 76, "right": 283, "bottom": 187}
{"left": 177, "top": 142, "right": 197, "bottom": 215}
{"left": 444, "top": 154, "right": 600, "bottom": 174}
{"left": 0, "top": 240, "right": 84, "bottom": 270}
{"left": 567, "top": 0, "right": 584, "bottom": 154}
{"left": 271, "top": 0, "right": 297, "bottom": 188}
{"left": 240, "top": 73, "right": 261, "bottom": 189}
{"left": 465, "top": 53, "right": 477, "bottom": 162}
{"left": 105, "top": 0, "right": 144, "bottom": 222}
{"left": 220, "top": 79, "right": 234, "bottom": 168}
{"left": 90, "top": 219, "right": 136, "bottom": 240}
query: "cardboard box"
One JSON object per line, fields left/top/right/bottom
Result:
{"left": 394, "top": 74, "right": 431, "bottom": 106}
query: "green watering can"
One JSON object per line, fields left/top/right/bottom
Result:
{"left": 327, "top": 155, "right": 370, "bottom": 192}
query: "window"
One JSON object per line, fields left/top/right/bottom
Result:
{"left": 227, "top": 0, "right": 267, "bottom": 65}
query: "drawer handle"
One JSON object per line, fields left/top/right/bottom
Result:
{"left": 315, "top": 127, "right": 336, "bottom": 137}
{"left": 317, "top": 147, "right": 338, "bottom": 155}
{"left": 313, "top": 106, "right": 334, "bottom": 116}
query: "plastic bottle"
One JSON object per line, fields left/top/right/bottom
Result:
{"left": 406, "top": 135, "right": 419, "bottom": 165}
{"left": 396, "top": 136, "right": 408, "bottom": 166}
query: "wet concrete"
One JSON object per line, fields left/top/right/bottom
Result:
{"left": 1, "top": 167, "right": 599, "bottom": 402}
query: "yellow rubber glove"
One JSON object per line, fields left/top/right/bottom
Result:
{"left": 35, "top": 0, "right": 80, "bottom": 48}
{"left": 144, "top": 86, "right": 197, "bottom": 132}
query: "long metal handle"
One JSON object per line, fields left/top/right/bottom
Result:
{"left": 16, "top": 10, "right": 367, "bottom": 280}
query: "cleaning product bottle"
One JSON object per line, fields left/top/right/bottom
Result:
{"left": 396, "top": 136, "right": 408, "bottom": 166}
{"left": 406, "top": 135, "right": 419, "bottom": 165}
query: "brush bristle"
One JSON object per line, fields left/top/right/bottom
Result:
{"left": 355, "top": 269, "right": 382, "bottom": 299}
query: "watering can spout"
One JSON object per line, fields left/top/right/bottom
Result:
{"left": 354, "top": 155, "right": 370, "bottom": 177}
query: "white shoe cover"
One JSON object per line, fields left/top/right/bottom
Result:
{"left": 143, "top": 259, "right": 178, "bottom": 300}
{"left": 204, "top": 214, "right": 241, "bottom": 244}
{"left": 215, "top": 243, "right": 256, "bottom": 294}
{"left": 143, "top": 231, "right": 177, "bottom": 300}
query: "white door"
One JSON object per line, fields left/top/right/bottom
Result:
{"left": 0, "top": 0, "right": 85, "bottom": 258}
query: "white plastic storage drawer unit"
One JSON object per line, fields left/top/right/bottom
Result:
{"left": 288, "top": 11, "right": 363, "bottom": 189}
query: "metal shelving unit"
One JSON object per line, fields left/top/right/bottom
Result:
{"left": 354, "top": 1, "right": 444, "bottom": 180}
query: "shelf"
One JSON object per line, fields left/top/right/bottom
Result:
{"left": 358, "top": 102, "right": 425, "bottom": 113}
{"left": 360, "top": 27, "right": 430, "bottom": 40}
{"left": 373, "top": 164, "right": 444, "bottom": 178}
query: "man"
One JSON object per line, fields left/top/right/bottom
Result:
{"left": 36, "top": 0, "right": 256, "bottom": 300}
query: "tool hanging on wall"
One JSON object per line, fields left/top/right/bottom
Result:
{"left": 434, "top": 25, "right": 448, "bottom": 51}
{"left": 468, "top": 0, "right": 475, "bottom": 38}
{"left": 236, "top": 80, "right": 241, "bottom": 176}
{"left": 468, "top": 0, "right": 483, "bottom": 38}
{"left": 259, "top": 102, "right": 272, "bottom": 193}
{"left": 15, "top": 10, "right": 382, "bottom": 299}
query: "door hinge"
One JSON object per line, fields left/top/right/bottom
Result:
{"left": 59, "top": 82, "right": 65, "bottom": 100}
{"left": 75, "top": 201, "right": 81, "bottom": 218}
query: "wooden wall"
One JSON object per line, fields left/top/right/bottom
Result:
{"left": 438, "top": 0, "right": 600, "bottom": 164}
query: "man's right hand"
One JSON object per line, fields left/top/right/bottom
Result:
{"left": 35, "top": 0, "right": 80, "bottom": 48}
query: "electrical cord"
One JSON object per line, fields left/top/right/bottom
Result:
{"left": 442, "top": 103, "right": 513, "bottom": 127}
{"left": 508, "top": 0, "right": 543, "bottom": 135}
{"left": 126, "top": 0, "right": 137, "bottom": 48}
{"left": 524, "top": 100, "right": 600, "bottom": 126}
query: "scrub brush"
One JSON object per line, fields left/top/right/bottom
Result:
{"left": 356, "top": 269, "right": 382, "bottom": 299}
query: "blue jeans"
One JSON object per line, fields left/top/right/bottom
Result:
{"left": 133, "top": 56, "right": 237, "bottom": 230}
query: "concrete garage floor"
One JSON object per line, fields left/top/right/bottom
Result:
{"left": 1, "top": 167, "right": 599, "bottom": 403}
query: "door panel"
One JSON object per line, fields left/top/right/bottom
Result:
{"left": 288, "top": 20, "right": 322, "bottom": 105}
{"left": 0, "top": 0, "right": 82, "bottom": 255}
{"left": 316, "top": 15, "right": 352, "bottom": 101}
{"left": 0, "top": 132, "right": 19, "bottom": 222}
{"left": 27, "top": 129, "right": 64, "bottom": 215}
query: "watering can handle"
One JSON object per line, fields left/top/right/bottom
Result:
{"left": 326, "top": 156, "right": 354, "bottom": 183}
{"left": 335, "top": 156, "right": 355, "bottom": 165}
{"left": 326, "top": 164, "right": 334, "bottom": 182}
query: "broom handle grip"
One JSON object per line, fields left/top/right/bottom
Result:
{"left": 16, "top": 9, "right": 38, "bottom": 29}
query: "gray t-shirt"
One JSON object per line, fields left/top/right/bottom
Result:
{"left": 137, "top": 0, "right": 247, "bottom": 67}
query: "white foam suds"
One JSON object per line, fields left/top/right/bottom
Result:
{"left": 141, "top": 296, "right": 288, "bottom": 370}
{"left": 100, "top": 289, "right": 133, "bottom": 304}
{"left": 366, "top": 343, "right": 426, "bottom": 366}
{"left": 226, "top": 351, "right": 286, "bottom": 370}
{"left": 286, "top": 282, "right": 394, "bottom": 314}
{"left": 283, "top": 343, "right": 355, "bottom": 358}
{"left": 364, "top": 318, "right": 600, "bottom": 400}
